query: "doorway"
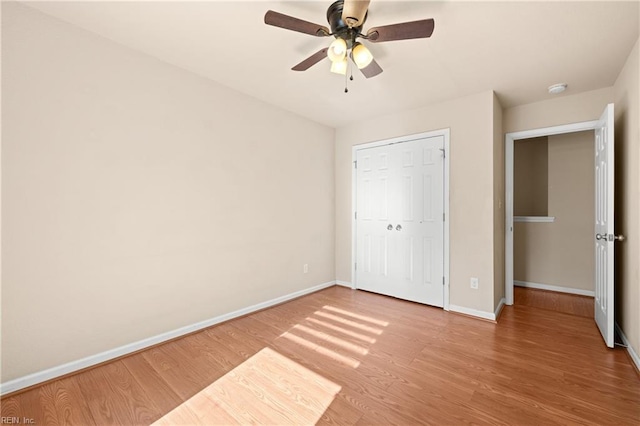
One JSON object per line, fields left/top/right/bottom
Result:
{"left": 512, "top": 131, "right": 595, "bottom": 298}
{"left": 352, "top": 129, "right": 450, "bottom": 309}
{"left": 505, "top": 120, "right": 598, "bottom": 304}
{"left": 505, "top": 104, "right": 616, "bottom": 347}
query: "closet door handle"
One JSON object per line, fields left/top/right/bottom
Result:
{"left": 396, "top": 224, "right": 402, "bottom": 231}
{"left": 387, "top": 224, "right": 393, "bottom": 231}
{"left": 597, "top": 233, "right": 626, "bottom": 242}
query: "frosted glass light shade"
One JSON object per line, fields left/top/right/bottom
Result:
{"left": 352, "top": 42, "right": 373, "bottom": 69}
{"left": 342, "top": 0, "right": 370, "bottom": 27}
{"left": 330, "top": 57, "right": 348, "bottom": 75}
{"left": 327, "top": 38, "right": 347, "bottom": 62}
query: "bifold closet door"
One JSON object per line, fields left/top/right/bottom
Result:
{"left": 355, "top": 136, "right": 444, "bottom": 307}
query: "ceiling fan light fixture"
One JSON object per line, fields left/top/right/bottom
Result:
{"left": 264, "top": 2, "right": 436, "bottom": 81}
{"left": 327, "top": 38, "right": 347, "bottom": 62}
{"left": 330, "top": 57, "right": 348, "bottom": 75}
{"left": 352, "top": 42, "right": 373, "bottom": 69}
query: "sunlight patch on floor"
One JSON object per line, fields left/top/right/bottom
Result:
{"left": 280, "top": 331, "right": 361, "bottom": 368}
{"left": 275, "top": 305, "right": 391, "bottom": 368}
{"left": 291, "top": 324, "right": 369, "bottom": 355}
{"left": 305, "top": 317, "right": 377, "bottom": 344}
{"left": 154, "top": 304, "right": 389, "bottom": 424}
{"left": 152, "top": 348, "right": 341, "bottom": 425}
{"left": 323, "top": 305, "right": 390, "bottom": 326}
{"left": 314, "top": 311, "right": 384, "bottom": 334}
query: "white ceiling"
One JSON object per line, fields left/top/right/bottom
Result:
{"left": 22, "top": 1, "right": 640, "bottom": 128}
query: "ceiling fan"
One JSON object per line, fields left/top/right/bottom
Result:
{"left": 264, "top": 0, "right": 435, "bottom": 83}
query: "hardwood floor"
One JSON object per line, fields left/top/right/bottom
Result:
{"left": 514, "top": 285, "right": 595, "bottom": 318}
{"left": 2, "top": 285, "right": 639, "bottom": 425}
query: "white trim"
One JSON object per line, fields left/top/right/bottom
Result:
{"left": 514, "top": 280, "right": 595, "bottom": 297}
{"left": 351, "top": 152, "right": 357, "bottom": 294}
{"left": 0, "top": 281, "right": 336, "bottom": 396}
{"left": 449, "top": 304, "right": 498, "bottom": 321}
{"left": 494, "top": 297, "right": 506, "bottom": 320}
{"left": 505, "top": 120, "right": 599, "bottom": 305}
{"left": 514, "top": 216, "right": 555, "bottom": 223}
{"left": 335, "top": 280, "right": 354, "bottom": 289}
{"left": 351, "top": 129, "right": 451, "bottom": 310}
{"left": 443, "top": 131, "right": 451, "bottom": 311}
{"left": 351, "top": 128, "right": 450, "bottom": 151}
{"left": 506, "top": 131, "right": 514, "bottom": 305}
{"left": 506, "top": 121, "right": 598, "bottom": 141}
{"left": 615, "top": 323, "right": 640, "bottom": 372}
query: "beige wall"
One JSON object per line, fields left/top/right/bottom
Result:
{"left": 1, "top": 3, "right": 335, "bottom": 382}
{"left": 514, "top": 137, "right": 549, "bottom": 216}
{"left": 613, "top": 38, "right": 639, "bottom": 362}
{"left": 504, "top": 87, "right": 614, "bottom": 134}
{"left": 514, "top": 131, "right": 595, "bottom": 292}
{"left": 335, "top": 91, "right": 499, "bottom": 314}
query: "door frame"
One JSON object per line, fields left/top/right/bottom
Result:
{"left": 351, "top": 129, "right": 451, "bottom": 310}
{"left": 504, "top": 120, "right": 598, "bottom": 305}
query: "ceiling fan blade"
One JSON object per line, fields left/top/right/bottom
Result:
{"left": 366, "top": 19, "right": 435, "bottom": 43}
{"left": 265, "top": 10, "right": 330, "bottom": 37}
{"left": 359, "top": 58, "right": 383, "bottom": 78}
{"left": 292, "top": 48, "right": 329, "bottom": 71}
{"left": 342, "top": 0, "right": 370, "bottom": 27}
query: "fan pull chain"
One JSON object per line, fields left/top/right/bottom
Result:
{"left": 344, "top": 59, "right": 349, "bottom": 93}
{"left": 344, "top": 54, "right": 354, "bottom": 93}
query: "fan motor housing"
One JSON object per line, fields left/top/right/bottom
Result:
{"left": 327, "top": 0, "right": 366, "bottom": 46}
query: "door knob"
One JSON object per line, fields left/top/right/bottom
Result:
{"left": 597, "top": 233, "right": 626, "bottom": 242}
{"left": 396, "top": 224, "right": 402, "bottom": 231}
{"left": 387, "top": 224, "right": 393, "bottom": 231}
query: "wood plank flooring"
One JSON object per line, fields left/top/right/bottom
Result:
{"left": 2, "top": 286, "right": 639, "bottom": 425}
{"left": 514, "top": 285, "right": 595, "bottom": 318}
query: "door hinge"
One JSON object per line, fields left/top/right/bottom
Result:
{"left": 354, "top": 263, "right": 357, "bottom": 271}
{"left": 442, "top": 276, "right": 445, "bottom": 286}
{"left": 443, "top": 213, "right": 445, "bottom": 222}
{"left": 354, "top": 161, "right": 357, "bottom": 169}
{"left": 355, "top": 211, "right": 357, "bottom": 220}
{"left": 439, "top": 148, "right": 446, "bottom": 159}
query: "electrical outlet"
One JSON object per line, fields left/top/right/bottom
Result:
{"left": 303, "top": 264, "right": 309, "bottom": 274}
{"left": 470, "top": 277, "right": 479, "bottom": 289}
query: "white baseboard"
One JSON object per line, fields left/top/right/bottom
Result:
{"left": 494, "top": 297, "right": 506, "bottom": 320}
{"left": 335, "top": 280, "right": 354, "bottom": 289}
{"left": 449, "top": 304, "right": 497, "bottom": 321}
{"left": 0, "top": 281, "right": 336, "bottom": 396}
{"left": 514, "top": 280, "right": 595, "bottom": 297}
{"left": 615, "top": 323, "right": 640, "bottom": 372}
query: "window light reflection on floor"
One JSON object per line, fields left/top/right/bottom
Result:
{"left": 279, "top": 331, "right": 361, "bottom": 368}
{"left": 305, "top": 317, "right": 377, "bottom": 344}
{"left": 291, "top": 324, "right": 369, "bottom": 355}
{"left": 322, "top": 305, "right": 390, "bottom": 327}
{"left": 314, "top": 311, "right": 384, "bottom": 335}
{"left": 152, "top": 347, "right": 341, "bottom": 425}
{"left": 153, "top": 304, "right": 389, "bottom": 424}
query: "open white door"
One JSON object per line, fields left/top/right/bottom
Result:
{"left": 594, "top": 103, "right": 617, "bottom": 348}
